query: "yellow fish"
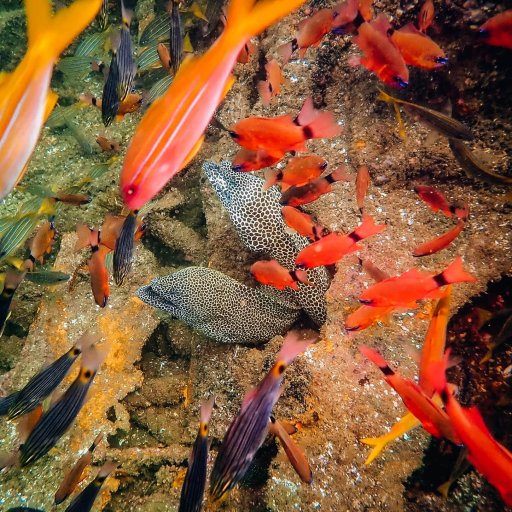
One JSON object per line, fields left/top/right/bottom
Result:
{"left": 0, "top": 0, "right": 102, "bottom": 201}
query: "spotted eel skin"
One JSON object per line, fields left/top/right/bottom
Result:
{"left": 203, "top": 160, "right": 329, "bottom": 326}
{"left": 137, "top": 267, "right": 300, "bottom": 345}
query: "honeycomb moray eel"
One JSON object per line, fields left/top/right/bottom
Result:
{"left": 203, "top": 159, "right": 329, "bottom": 326}
{"left": 137, "top": 267, "right": 301, "bottom": 345}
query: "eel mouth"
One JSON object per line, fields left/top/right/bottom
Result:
{"left": 136, "top": 284, "right": 178, "bottom": 314}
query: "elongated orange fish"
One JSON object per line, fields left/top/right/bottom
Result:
{"left": 415, "top": 185, "right": 469, "bottom": 220}
{"left": 230, "top": 98, "right": 341, "bottom": 158}
{"left": 296, "top": 215, "right": 385, "bottom": 268}
{"left": 391, "top": 23, "right": 447, "bottom": 70}
{"left": 355, "top": 165, "right": 370, "bottom": 213}
{"left": 436, "top": 365, "right": 512, "bottom": 505}
{"left": 120, "top": 0, "right": 307, "bottom": 210}
{"left": 352, "top": 15, "right": 409, "bottom": 88}
{"left": 479, "top": 10, "right": 512, "bottom": 49}
{"left": 413, "top": 220, "right": 466, "bottom": 257}
{"left": 264, "top": 155, "right": 328, "bottom": 191}
{"left": 25, "top": 219, "right": 56, "bottom": 271}
{"left": 232, "top": 148, "right": 283, "bottom": 172}
{"left": 250, "top": 260, "right": 310, "bottom": 291}
{"left": 0, "top": 0, "right": 102, "bottom": 201}
{"left": 359, "top": 257, "right": 476, "bottom": 307}
{"left": 360, "top": 345, "right": 458, "bottom": 442}
{"left": 257, "top": 59, "right": 285, "bottom": 107}
{"left": 281, "top": 206, "right": 327, "bottom": 241}
{"left": 280, "top": 165, "right": 348, "bottom": 207}
{"left": 418, "top": 0, "right": 434, "bottom": 32}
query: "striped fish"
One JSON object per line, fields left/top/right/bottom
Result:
{"left": 55, "top": 433, "right": 103, "bottom": 505}
{"left": 0, "top": 215, "right": 44, "bottom": 260}
{"left": 8, "top": 333, "right": 95, "bottom": 420}
{"left": 101, "top": 51, "right": 120, "bottom": 127}
{"left": 136, "top": 44, "right": 161, "bottom": 73}
{"left": 0, "top": 392, "right": 20, "bottom": 416}
{"left": 0, "top": 271, "right": 25, "bottom": 337}
{"left": 179, "top": 398, "right": 215, "bottom": 512}
{"left": 25, "top": 271, "right": 70, "bottom": 286}
{"left": 144, "top": 74, "right": 173, "bottom": 106}
{"left": 97, "top": 0, "right": 109, "bottom": 32}
{"left": 169, "top": 1, "right": 184, "bottom": 75}
{"left": 19, "top": 343, "right": 106, "bottom": 466}
{"left": 117, "top": 1, "right": 136, "bottom": 102}
{"left": 139, "top": 15, "right": 169, "bottom": 45}
{"left": 75, "top": 32, "right": 106, "bottom": 57}
{"left": 113, "top": 210, "right": 137, "bottom": 285}
{"left": 64, "top": 461, "right": 117, "bottom": 512}
{"left": 210, "top": 331, "right": 315, "bottom": 502}
{"left": 57, "top": 56, "right": 94, "bottom": 80}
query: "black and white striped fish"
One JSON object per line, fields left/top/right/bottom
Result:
{"left": 113, "top": 209, "right": 138, "bottom": 286}
{"left": 19, "top": 342, "right": 106, "bottom": 466}
{"left": 168, "top": 0, "right": 183, "bottom": 75}
{"left": 0, "top": 271, "right": 25, "bottom": 337}
{"left": 116, "top": 0, "right": 136, "bottom": 102}
{"left": 209, "top": 331, "right": 314, "bottom": 502}
{"left": 179, "top": 398, "right": 214, "bottom": 512}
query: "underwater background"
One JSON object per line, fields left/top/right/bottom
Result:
{"left": 0, "top": 0, "right": 511, "bottom": 510}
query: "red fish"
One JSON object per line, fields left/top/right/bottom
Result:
{"left": 80, "top": 92, "right": 143, "bottom": 119}
{"left": 357, "top": 0, "right": 373, "bottom": 22}
{"left": 25, "top": 219, "right": 56, "bottom": 271}
{"left": 295, "top": 215, "right": 385, "bottom": 268}
{"left": 88, "top": 244, "right": 110, "bottom": 307}
{"left": 250, "top": 260, "right": 310, "bottom": 291}
{"left": 278, "top": 8, "right": 336, "bottom": 64}
{"left": 96, "top": 135, "right": 120, "bottom": 153}
{"left": 232, "top": 148, "right": 283, "bottom": 172}
{"left": 360, "top": 345, "right": 458, "bottom": 442}
{"left": 331, "top": 0, "right": 359, "bottom": 32}
{"left": 120, "top": 0, "right": 306, "bottom": 210}
{"left": 413, "top": 220, "right": 466, "bottom": 257}
{"left": 479, "top": 10, "right": 512, "bottom": 49}
{"left": 230, "top": 98, "right": 341, "bottom": 158}
{"left": 280, "top": 165, "right": 348, "bottom": 207}
{"left": 263, "top": 155, "right": 328, "bottom": 191}
{"left": 257, "top": 59, "right": 285, "bottom": 107}
{"left": 281, "top": 206, "right": 327, "bottom": 241}
{"left": 355, "top": 165, "right": 370, "bottom": 213}
{"left": 418, "top": 0, "right": 434, "bottom": 32}
{"left": 359, "top": 257, "right": 476, "bottom": 307}
{"left": 352, "top": 15, "right": 409, "bottom": 88}
{"left": 237, "top": 39, "right": 256, "bottom": 64}
{"left": 414, "top": 185, "right": 468, "bottom": 220}
{"left": 391, "top": 24, "right": 447, "bottom": 70}
{"left": 435, "top": 363, "right": 512, "bottom": 505}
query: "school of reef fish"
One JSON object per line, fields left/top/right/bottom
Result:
{"left": 0, "top": 0, "right": 510, "bottom": 510}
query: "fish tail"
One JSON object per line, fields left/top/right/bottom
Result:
{"left": 439, "top": 256, "right": 476, "bottom": 285}
{"left": 97, "top": 460, "right": 118, "bottom": 479}
{"left": 75, "top": 332, "right": 99, "bottom": 353}
{"left": 293, "top": 269, "right": 312, "bottom": 286}
{"left": 81, "top": 342, "right": 107, "bottom": 373}
{"left": 296, "top": 98, "right": 342, "bottom": 139}
{"left": 222, "top": 0, "right": 305, "bottom": 52}
{"left": 25, "top": 0, "right": 102, "bottom": 60}
{"left": 262, "top": 169, "right": 280, "bottom": 190}
{"left": 359, "top": 345, "right": 394, "bottom": 374}
{"left": 200, "top": 396, "right": 215, "bottom": 425}
{"left": 360, "top": 437, "right": 387, "bottom": 464}
{"left": 329, "top": 165, "right": 351, "bottom": 183}
{"left": 277, "top": 330, "right": 317, "bottom": 365}
{"left": 120, "top": 0, "right": 133, "bottom": 27}
{"left": 90, "top": 432, "right": 104, "bottom": 452}
{"left": 355, "top": 215, "right": 386, "bottom": 239}
{"left": 75, "top": 223, "right": 92, "bottom": 252}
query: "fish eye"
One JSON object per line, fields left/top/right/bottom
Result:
{"left": 126, "top": 186, "right": 136, "bottom": 196}
{"left": 394, "top": 76, "right": 409, "bottom": 89}
{"left": 478, "top": 28, "right": 489, "bottom": 39}
{"left": 72, "top": 348, "right": 80, "bottom": 356}
{"left": 228, "top": 130, "right": 240, "bottom": 140}
{"left": 435, "top": 56, "right": 448, "bottom": 65}
{"left": 320, "top": 161, "right": 328, "bottom": 170}
{"left": 277, "top": 363, "right": 285, "bottom": 375}
{"left": 84, "top": 369, "right": 92, "bottom": 379}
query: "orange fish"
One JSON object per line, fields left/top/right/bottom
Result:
{"left": 415, "top": 185, "right": 468, "bottom": 220}
{"left": 352, "top": 15, "right": 409, "bottom": 88}
{"left": 99, "top": 213, "right": 145, "bottom": 251}
{"left": 391, "top": 24, "right": 447, "bottom": 70}
{"left": 281, "top": 206, "right": 327, "bottom": 241}
{"left": 250, "top": 260, "right": 310, "bottom": 291}
{"left": 331, "top": 0, "right": 359, "bottom": 34}
{"left": 418, "top": 0, "right": 434, "bottom": 32}
{"left": 413, "top": 220, "right": 466, "bottom": 257}
{"left": 360, "top": 345, "right": 458, "bottom": 442}
{"left": 88, "top": 244, "right": 110, "bottom": 308}
{"left": 418, "top": 286, "right": 450, "bottom": 397}
{"left": 232, "top": 148, "right": 283, "bottom": 172}
{"left": 359, "top": 256, "right": 476, "bottom": 307}
{"left": 237, "top": 39, "right": 256, "bottom": 64}
{"left": 96, "top": 135, "right": 120, "bottom": 153}
{"left": 358, "top": 257, "right": 389, "bottom": 283}
{"left": 357, "top": 0, "right": 373, "bottom": 22}
{"left": 257, "top": 59, "right": 285, "bottom": 107}
{"left": 435, "top": 362, "right": 512, "bottom": 506}
{"left": 157, "top": 42, "right": 172, "bottom": 73}
{"left": 269, "top": 416, "right": 313, "bottom": 484}
{"left": 230, "top": 98, "right": 341, "bottom": 158}
{"left": 479, "top": 10, "right": 512, "bottom": 49}
{"left": 295, "top": 215, "right": 385, "bottom": 268}
{"left": 263, "top": 155, "right": 327, "bottom": 191}
{"left": 120, "top": 0, "right": 307, "bottom": 211}
{"left": 278, "top": 8, "right": 336, "bottom": 63}
{"left": 0, "top": 0, "right": 102, "bottom": 201}
{"left": 53, "top": 193, "right": 91, "bottom": 206}
{"left": 280, "top": 165, "right": 348, "bottom": 207}
{"left": 75, "top": 224, "right": 100, "bottom": 253}
{"left": 80, "top": 92, "right": 142, "bottom": 118}
{"left": 355, "top": 165, "right": 370, "bottom": 213}
{"left": 25, "top": 219, "right": 56, "bottom": 271}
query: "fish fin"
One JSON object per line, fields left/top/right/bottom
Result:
{"left": 75, "top": 223, "right": 92, "bottom": 252}
{"left": 277, "top": 330, "right": 317, "bottom": 366}
{"left": 297, "top": 98, "right": 342, "bottom": 139}
{"left": 441, "top": 257, "right": 476, "bottom": 285}
{"left": 44, "top": 91, "right": 58, "bottom": 123}
{"left": 179, "top": 135, "right": 205, "bottom": 170}
{"left": 75, "top": 332, "right": 99, "bottom": 352}
{"left": 262, "top": 169, "right": 280, "bottom": 190}
{"left": 200, "top": 396, "right": 215, "bottom": 424}
{"left": 183, "top": 33, "right": 194, "bottom": 53}
{"left": 26, "top": 0, "right": 103, "bottom": 60}
{"left": 355, "top": 215, "right": 386, "bottom": 238}
{"left": 81, "top": 341, "right": 108, "bottom": 372}
{"left": 120, "top": 0, "right": 133, "bottom": 27}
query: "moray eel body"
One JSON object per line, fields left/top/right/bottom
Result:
{"left": 137, "top": 267, "right": 300, "bottom": 345}
{"left": 203, "top": 160, "right": 329, "bottom": 326}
